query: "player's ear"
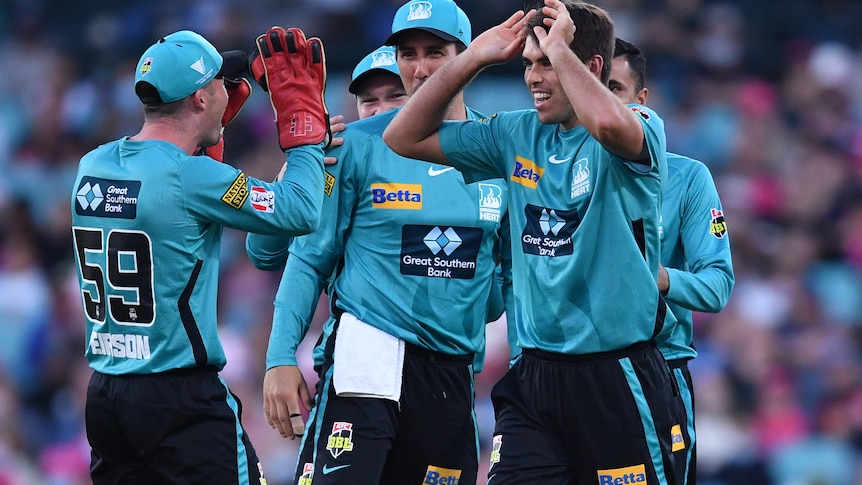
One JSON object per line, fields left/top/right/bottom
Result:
{"left": 637, "top": 87, "right": 649, "bottom": 105}
{"left": 587, "top": 55, "right": 602, "bottom": 79}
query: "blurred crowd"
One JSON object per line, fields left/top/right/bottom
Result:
{"left": 0, "top": 0, "right": 861, "bottom": 484}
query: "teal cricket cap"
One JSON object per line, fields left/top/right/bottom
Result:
{"left": 134, "top": 30, "right": 247, "bottom": 105}
{"left": 349, "top": 46, "right": 400, "bottom": 94}
{"left": 385, "top": 0, "right": 471, "bottom": 48}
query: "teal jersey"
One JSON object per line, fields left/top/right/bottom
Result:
{"left": 268, "top": 108, "right": 509, "bottom": 371}
{"left": 71, "top": 139, "right": 324, "bottom": 375}
{"left": 655, "top": 153, "right": 734, "bottom": 360}
{"left": 438, "top": 106, "right": 667, "bottom": 354}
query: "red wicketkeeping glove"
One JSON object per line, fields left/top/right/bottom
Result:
{"left": 250, "top": 26, "right": 331, "bottom": 151}
{"left": 197, "top": 77, "right": 252, "bottom": 162}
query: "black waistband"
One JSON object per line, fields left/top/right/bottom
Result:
{"left": 96, "top": 365, "right": 220, "bottom": 378}
{"left": 667, "top": 358, "right": 691, "bottom": 369}
{"left": 522, "top": 341, "right": 652, "bottom": 363}
{"left": 405, "top": 342, "right": 473, "bottom": 363}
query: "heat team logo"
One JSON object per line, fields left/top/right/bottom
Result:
{"left": 597, "top": 464, "right": 647, "bottom": 484}
{"left": 571, "top": 157, "right": 590, "bottom": 199}
{"left": 478, "top": 183, "right": 503, "bottom": 222}
{"left": 407, "top": 1, "right": 433, "bottom": 21}
{"left": 511, "top": 156, "right": 543, "bottom": 189}
{"left": 709, "top": 208, "right": 727, "bottom": 238}
{"left": 371, "top": 49, "right": 396, "bottom": 68}
{"left": 326, "top": 422, "right": 354, "bottom": 459}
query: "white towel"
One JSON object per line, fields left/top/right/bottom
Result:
{"left": 332, "top": 313, "right": 405, "bottom": 401}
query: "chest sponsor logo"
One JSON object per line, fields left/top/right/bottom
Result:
{"left": 423, "top": 465, "right": 462, "bottom": 484}
{"left": 709, "top": 208, "right": 727, "bottom": 238}
{"left": 597, "top": 464, "right": 646, "bottom": 485}
{"left": 521, "top": 204, "right": 580, "bottom": 257}
{"left": 249, "top": 186, "right": 275, "bottom": 213}
{"left": 326, "top": 422, "right": 354, "bottom": 459}
{"left": 371, "top": 183, "right": 422, "bottom": 209}
{"left": 324, "top": 171, "right": 336, "bottom": 196}
{"left": 511, "top": 156, "right": 543, "bottom": 189}
{"left": 571, "top": 157, "right": 590, "bottom": 199}
{"left": 401, "top": 225, "right": 482, "bottom": 279}
{"left": 478, "top": 183, "right": 503, "bottom": 222}
{"left": 75, "top": 177, "right": 141, "bottom": 219}
{"left": 221, "top": 172, "right": 249, "bottom": 209}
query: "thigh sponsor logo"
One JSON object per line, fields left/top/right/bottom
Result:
{"left": 297, "top": 463, "right": 313, "bottom": 485}
{"left": 597, "top": 464, "right": 646, "bottom": 484}
{"left": 671, "top": 424, "right": 685, "bottom": 452}
{"left": 257, "top": 461, "right": 269, "bottom": 485}
{"left": 75, "top": 177, "right": 141, "bottom": 219}
{"left": 424, "top": 465, "right": 462, "bottom": 484}
{"left": 400, "top": 225, "right": 482, "bottom": 279}
{"left": 521, "top": 204, "right": 580, "bottom": 257}
{"left": 326, "top": 422, "right": 355, "bottom": 459}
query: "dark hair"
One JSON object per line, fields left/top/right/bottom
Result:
{"left": 527, "top": 1, "right": 615, "bottom": 84}
{"left": 614, "top": 38, "right": 646, "bottom": 92}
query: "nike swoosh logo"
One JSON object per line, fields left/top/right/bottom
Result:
{"left": 548, "top": 154, "right": 571, "bottom": 164}
{"left": 321, "top": 464, "right": 351, "bottom": 475}
{"left": 428, "top": 166, "right": 455, "bottom": 176}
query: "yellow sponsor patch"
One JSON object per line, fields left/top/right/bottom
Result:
{"left": 597, "top": 464, "right": 646, "bottom": 484}
{"left": 424, "top": 465, "right": 462, "bottom": 484}
{"left": 221, "top": 172, "right": 249, "bottom": 209}
{"left": 324, "top": 171, "right": 336, "bottom": 196}
{"left": 511, "top": 156, "right": 543, "bottom": 189}
{"left": 671, "top": 424, "right": 686, "bottom": 452}
{"left": 370, "top": 183, "right": 422, "bottom": 210}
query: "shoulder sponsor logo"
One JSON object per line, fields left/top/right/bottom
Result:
{"left": 571, "top": 157, "right": 590, "bottom": 199}
{"left": 423, "top": 465, "right": 462, "bottom": 484}
{"left": 324, "top": 171, "right": 336, "bottom": 196}
{"left": 221, "top": 172, "right": 249, "bottom": 209}
{"left": 321, "top": 464, "right": 351, "bottom": 475}
{"left": 521, "top": 204, "right": 580, "bottom": 257}
{"left": 371, "top": 183, "right": 422, "bottom": 209}
{"left": 478, "top": 183, "right": 503, "bottom": 222}
{"left": 75, "top": 177, "right": 141, "bottom": 219}
{"left": 249, "top": 186, "right": 275, "bottom": 213}
{"left": 631, "top": 106, "right": 650, "bottom": 120}
{"left": 709, "top": 208, "right": 727, "bottom": 238}
{"left": 671, "top": 424, "right": 686, "bottom": 452}
{"left": 597, "top": 464, "right": 646, "bottom": 485}
{"left": 428, "top": 166, "right": 455, "bottom": 177}
{"left": 297, "top": 463, "right": 313, "bottom": 485}
{"left": 548, "top": 154, "right": 571, "bottom": 164}
{"left": 401, "top": 225, "right": 482, "bottom": 279}
{"left": 326, "top": 422, "right": 354, "bottom": 459}
{"left": 511, "top": 156, "right": 543, "bottom": 189}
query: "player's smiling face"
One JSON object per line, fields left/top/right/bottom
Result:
{"left": 396, "top": 30, "right": 461, "bottom": 97}
{"left": 355, "top": 73, "right": 408, "bottom": 119}
{"left": 522, "top": 36, "right": 577, "bottom": 129}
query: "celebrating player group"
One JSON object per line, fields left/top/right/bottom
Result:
{"left": 70, "top": 0, "right": 732, "bottom": 484}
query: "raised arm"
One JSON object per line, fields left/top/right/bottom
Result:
{"left": 384, "top": 9, "right": 534, "bottom": 162}
{"left": 536, "top": 0, "right": 646, "bottom": 160}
